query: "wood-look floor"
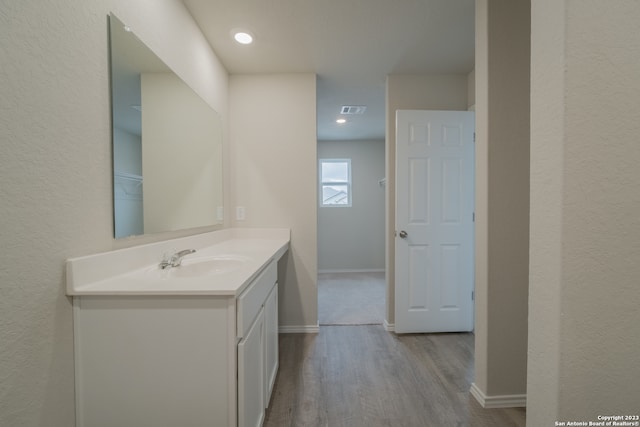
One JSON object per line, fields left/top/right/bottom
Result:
{"left": 264, "top": 326, "right": 525, "bottom": 427}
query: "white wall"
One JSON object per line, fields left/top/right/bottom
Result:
{"left": 385, "top": 74, "right": 468, "bottom": 324}
{"left": 229, "top": 74, "right": 318, "bottom": 331}
{"left": 473, "top": 0, "right": 530, "bottom": 403}
{"left": 528, "top": 0, "right": 640, "bottom": 424}
{"left": 0, "top": 1, "right": 228, "bottom": 425}
{"left": 317, "top": 139, "right": 385, "bottom": 272}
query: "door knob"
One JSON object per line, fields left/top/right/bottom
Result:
{"left": 399, "top": 230, "right": 408, "bottom": 238}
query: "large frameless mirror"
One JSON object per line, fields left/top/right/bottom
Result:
{"left": 109, "top": 13, "right": 223, "bottom": 238}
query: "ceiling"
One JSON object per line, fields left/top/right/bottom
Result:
{"left": 183, "top": 0, "right": 475, "bottom": 141}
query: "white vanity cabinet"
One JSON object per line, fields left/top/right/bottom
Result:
{"left": 73, "top": 259, "right": 279, "bottom": 427}
{"left": 238, "top": 306, "right": 264, "bottom": 427}
{"left": 236, "top": 259, "right": 278, "bottom": 427}
{"left": 263, "top": 282, "right": 278, "bottom": 406}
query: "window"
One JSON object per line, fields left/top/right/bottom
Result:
{"left": 319, "top": 159, "right": 352, "bottom": 207}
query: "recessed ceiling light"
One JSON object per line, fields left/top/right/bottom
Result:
{"left": 233, "top": 31, "right": 253, "bottom": 44}
{"left": 336, "top": 118, "right": 347, "bottom": 124}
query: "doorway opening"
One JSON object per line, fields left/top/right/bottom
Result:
{"left": 317, "top": 139, "right": 386, "bottom": 326}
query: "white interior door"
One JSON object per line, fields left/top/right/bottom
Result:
{"left": 395, "top": 110, "right": 474, "bottom": 334}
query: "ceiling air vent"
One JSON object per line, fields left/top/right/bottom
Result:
{"left": 340, "top": 105, "right": 367, "bottom": 115}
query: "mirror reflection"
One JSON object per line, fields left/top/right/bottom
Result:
{"left": 109, "top": 14, "right": 223, "bottom": 239}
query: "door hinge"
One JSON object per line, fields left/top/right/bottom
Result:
{"left": 472, "top": 212, "right": 475, "bottom": 222}
{"left": 473, "top": 132, "right": 476, "bottom": 143}
{"left": 472, "top": 291, "right": 474, "bottom": 301}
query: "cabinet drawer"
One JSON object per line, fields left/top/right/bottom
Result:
{"left": 237, "top": 261, "right": 276, "bottom": 338}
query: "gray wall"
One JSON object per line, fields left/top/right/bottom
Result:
{"left": 473, "top": 0, "right": 530, "bottom": 401}
{"left": 318, "top": 140, "right": 385, "bottom": 272}
{"left": 0, "top": 1, "right": 228, "bottom": 425}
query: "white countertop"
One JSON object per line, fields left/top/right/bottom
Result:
{"left": 66, "top": 228, "right": 290, "bottom": 296}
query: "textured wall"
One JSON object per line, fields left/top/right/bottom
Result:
{"left": 229, "top": 74, "right": 318, "bottom": 330}
{"left": 385, "top": 74, "right": 469, "bottom": 324}
{"left": 528, "top": 0, "right": 640, "bottom": 424}
{"left": 527, "top": 0, "right": 564, "bottom": 420}
{"left": 317, "top": 139, "right": 385, "bottom": 272}
{"left": 0, "top": 1, "right": 228, "bottom": 425}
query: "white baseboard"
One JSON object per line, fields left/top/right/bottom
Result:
{"left": 469, "top": 383, "right": 526, "bottom": 408}
{"left": 318, "top": 269, "right": 385, "bottom": 274}
{"left": 279, "top": 324, "right": 319, "bottom": 334}
{"left": 383, "top": 320, "right": 395, "bottom": 332}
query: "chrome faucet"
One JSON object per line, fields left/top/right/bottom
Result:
{"left": 159, "top": 249, "right": 196, "bottom": 269}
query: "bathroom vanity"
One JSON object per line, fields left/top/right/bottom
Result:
{"left": 66, "top": 228, "right": 289, "bottom": 427}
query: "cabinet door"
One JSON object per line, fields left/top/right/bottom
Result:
{"left": 264, "top": 283, "right": 278, "bottom": 407}
{"left": 238, "top": 307, "right": 264, "bottom": 427}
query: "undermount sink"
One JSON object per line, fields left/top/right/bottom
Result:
{"left": 168, "top": 255, "right": 250, "bottom": 277}
{"left": 141, "top": 254, "right": 251, "bottom": 279}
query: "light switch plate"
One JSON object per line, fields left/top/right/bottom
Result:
{"left": 236, "top": 206, "right": 245, "bottom": 221}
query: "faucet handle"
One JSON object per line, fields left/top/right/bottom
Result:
{"left": 159, "top": 251, "right": 172, "bottom": 269}
{"left": 171, "top": 249, "right": 196, "bottom": 267}
{"left": 159, "top": 248, "right": 196, "bottom": 269}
